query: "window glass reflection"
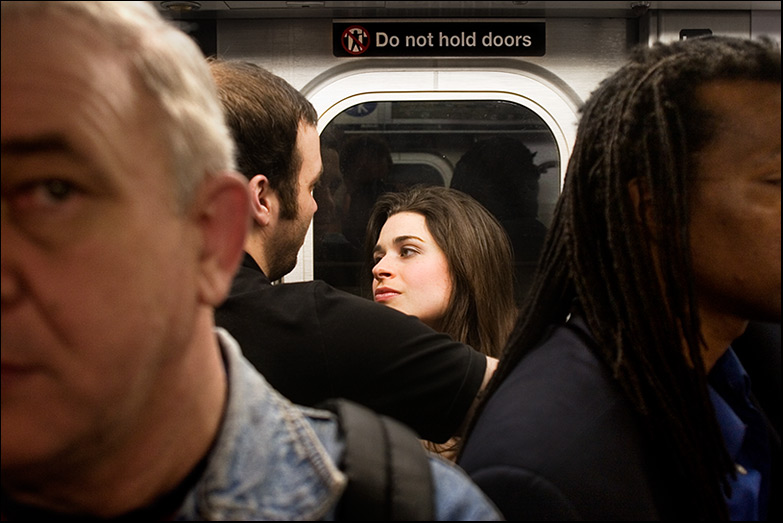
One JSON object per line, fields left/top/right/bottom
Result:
{"left": 314, "top": 100, "right": 559, "bottom": 303}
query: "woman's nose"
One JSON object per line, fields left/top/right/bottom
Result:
{"left": 372, "top": 255, "right": 393, "bottom": 280}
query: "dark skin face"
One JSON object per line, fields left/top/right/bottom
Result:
{"left": 688, "top": 80, "right": 781, "bottom": 370}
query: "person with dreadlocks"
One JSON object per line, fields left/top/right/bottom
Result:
{"left": 457, "top": 35, "right": 780, "bottom": 521}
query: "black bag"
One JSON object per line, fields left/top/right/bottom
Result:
{"left": 319, "top": 398, "right": 435, "bottom": 521}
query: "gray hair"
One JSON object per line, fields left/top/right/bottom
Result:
{"left": 1, "top": 1, "right": 236, "bottom": 207}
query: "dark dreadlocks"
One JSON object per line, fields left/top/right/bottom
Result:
{"left": 464, "top": 36, "right": 780, "bottom": 520}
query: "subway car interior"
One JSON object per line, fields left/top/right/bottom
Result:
{"left": 154, "top": 0, "right": 781, "bottom": 301}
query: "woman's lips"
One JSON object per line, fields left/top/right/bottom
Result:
{"left": 374, "top": 287, "right": 400, "bottom": 302}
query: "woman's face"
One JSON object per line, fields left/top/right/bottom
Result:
{"left": 371, "top": 212, "right": 453, "bottom": 330}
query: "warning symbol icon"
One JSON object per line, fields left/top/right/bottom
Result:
{"left": 341, "top": 25, "right": 371, "bottom": 55}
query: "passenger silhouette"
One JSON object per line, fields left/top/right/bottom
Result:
{"left": 340, "top": 134, "right": 395, "bottom": 251}
{"left": 451, "top": 136, "right": 547, "bottom": 301}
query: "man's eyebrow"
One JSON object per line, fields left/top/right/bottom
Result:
{"left": 2, "top": 134, "right": 77, "bottom": 157}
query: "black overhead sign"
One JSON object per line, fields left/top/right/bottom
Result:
{"left": 333, "top": 21, "right": 545, "bottom": 57}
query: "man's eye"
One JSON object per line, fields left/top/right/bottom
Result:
{"left": 41, "top": 179, "right": 74, "bottom": 201}
{"left": 8, "top": 179, "right": 79, "bottom": 212}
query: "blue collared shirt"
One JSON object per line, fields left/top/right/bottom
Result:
{"left": 174, "top": 329, "right": 502, "bottom": 521}
{"left": 709, "top": 348, "right": 772, "bottom": 521}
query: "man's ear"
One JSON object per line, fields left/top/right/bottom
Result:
{"left": 192, "top": 171, "right": 251, "bottom": 306}
{"left": 627, "top": 177, "right": 659, "bottom": 241}
{"left": 248, "top": 174, "right": 273, "bottom": 227}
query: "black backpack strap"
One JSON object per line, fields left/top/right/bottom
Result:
{"left": 319, "top": 398, "right": 435, "bottom": 521}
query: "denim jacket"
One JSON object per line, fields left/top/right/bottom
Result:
{"left": 175, "top": 329, "right": 502, "bottom": 521}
